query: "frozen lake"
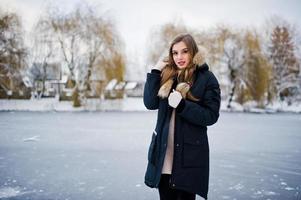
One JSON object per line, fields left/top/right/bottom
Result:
{"left": 0, "top": 111, "right": 300, "bottom": 200}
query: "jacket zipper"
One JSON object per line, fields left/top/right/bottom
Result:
{"left": 169, "top": 108, "right": 177, "bottom": 188}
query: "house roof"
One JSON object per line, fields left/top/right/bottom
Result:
{"left": 105, "top": 79, "right": 118, "bottom": 90}
{"left": 124, "top": 82, "right": 137, "bottom": 90}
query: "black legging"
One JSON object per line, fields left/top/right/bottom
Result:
{"left": 158, "top": 174, "right": 196, "bottom": 200}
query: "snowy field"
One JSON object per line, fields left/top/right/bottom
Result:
{"left": 0, "top": 111, "right": 300, "bottom": 200}
{"left": 1, "top": 98, "right": 301, "bottom": 113}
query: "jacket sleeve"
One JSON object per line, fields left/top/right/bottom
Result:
{"left": 176, "top": 72, "right": 221, "bottom": 126}
{"left": 143, "top": 70, "right": 162, "bottom": 110}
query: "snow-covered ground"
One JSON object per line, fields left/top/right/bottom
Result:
{"left": 1, "top": 98, "right": 301, "bottom": 113}
{"left": 0, "top": 98, "right": 146, "bottom": 112}
{"left": 0, "top": 112, "right": 300, "bottom": 200}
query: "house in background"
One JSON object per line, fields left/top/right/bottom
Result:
{"left": 124, "top": 81, "right": 144, "bottom": 97}
{"left": 29, "top": 62, "right": 68, "bottom": 99}
{"left": 104, "top": 79, "right": 120, "bottom": 99}
{"left": 104, "top": 79, "right": 144, "bottom": 99}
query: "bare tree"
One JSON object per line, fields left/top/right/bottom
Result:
{"left": 0, "top": 10, "right": 27, "bottom": 98}
{"left": 220, "top": 30, "right": 246, "bottom": 108}
{"left": 76, "top": 6, "right": 125, "bottom": 98}
{"left": 48, "top": 8, "right": 81, "bottom": 83}
{"left": 240, "top": 30, "right": 270, "bottom": 107}
{"left": 28, "top": 18, "right": 57, "bottom": 98}
{"left": 32, "top": 4, "right": 126, "bottom": 105}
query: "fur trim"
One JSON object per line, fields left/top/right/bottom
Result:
{"left": 157, "top": 46, "right": 207, "bottom": 99}
{"left": 193, "top": 46, "right": 207, "bottom": 66}
{"left": 175, "top": 82, "right": 190, "bottom": 98}
{"left": 158, "top": 79, "right": 174, "bottom": 98}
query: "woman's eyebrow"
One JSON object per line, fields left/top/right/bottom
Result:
{"left": 172, "top": 48, "right": 188, "bottom": 52}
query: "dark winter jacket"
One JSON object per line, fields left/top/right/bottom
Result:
{"left": 143, "top": 63, "right": 221, "bottom": 200}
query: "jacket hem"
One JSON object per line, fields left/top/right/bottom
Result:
{"left": 144, "top": 179, "right": 157, "bottom": 188}
{"left": 169, "top": 184, "right": 208, "bottom": 200}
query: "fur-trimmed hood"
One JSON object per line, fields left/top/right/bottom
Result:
{"left": 158, "top": 46, "right": 208, "bottom": 99}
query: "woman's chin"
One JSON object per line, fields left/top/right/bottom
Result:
{"left": 177, "top": 65, "right": 187, "bottom": 70}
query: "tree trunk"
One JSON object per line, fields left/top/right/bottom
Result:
{"left": 227, "top": 81, "right": 236, "bottom": 109}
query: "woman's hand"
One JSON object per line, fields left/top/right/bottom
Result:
{"left": 152, "top": 54, "right": 169, "bottom": 71}
{"left": 168, "top": 89, "right": 182, "bottom": 108}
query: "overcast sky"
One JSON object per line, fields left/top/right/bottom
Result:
{"left": 1, "top": 0, "right": 300, "bottom": 80}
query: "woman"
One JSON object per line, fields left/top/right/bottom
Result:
{"left": 143, "top": 33, "right": 221, "bottom": 200}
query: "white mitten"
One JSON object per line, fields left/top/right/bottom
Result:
{"left": 168, "top": 90, "right": 182, "bottom": 108}
{"left": 152, "top": 51, "right": 169, "bottom": 71}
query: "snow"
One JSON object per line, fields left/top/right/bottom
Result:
{"left": 220, "top": 100, "right": 244, "bottom": 112}
{"left": 0, "top": 186, "right": 32, "bottom": 199}
{"left": 285, "top": 187, "right": 295, "bottom": 191}
{"left": 114, "top": 81, "right": 126, "bottom": 90}
{"left": 1, "top": 98, "right": 301, "bottom": 113}
{"left": 105, "top": 79, "right": 117, "bottom": 90}
{"left": 124, "top": 82, "right": 137, "bottom": 90}
{"left": 229, "top": 183, "right": 244, "bottom": 190}
{"left": 266, "top": 101, "right": 301, "bottom": 113}
{"left": 0, "top": 98, "right": 145, "bottom": 112}
{"left": 0, "top": 112, "right": 300, "bottom": 200}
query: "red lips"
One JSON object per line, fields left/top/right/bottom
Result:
{"left": 177, "top": 61, "right": 185, "bottom": 66}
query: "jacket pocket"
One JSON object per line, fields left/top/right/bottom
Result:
{"left": 147, "top": 130, "right": 158, "bottom": 165}
{"left": 182, "top": 136, "right": 208, "bottom": 168}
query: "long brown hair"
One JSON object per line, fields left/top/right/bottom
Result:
{"left": 161, "top": 33, "right": 199, "bottom": 101}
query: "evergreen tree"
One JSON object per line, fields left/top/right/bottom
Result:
{"left": 269, "top": 26, "right": 300, "bottom": 102}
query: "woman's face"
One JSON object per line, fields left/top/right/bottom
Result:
{"left": 172, "top": 41, "right": 191, "bottom": 70}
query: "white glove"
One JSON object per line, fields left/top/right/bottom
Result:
{"left": 152, "top": 52, "right": 169, "bottom": 71}
{"left": 168, "top": 90, "right": 182, "bottom": 108}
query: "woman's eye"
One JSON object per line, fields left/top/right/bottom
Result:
{"left": 172, "top": 52, "right": 178, "bottom": 55}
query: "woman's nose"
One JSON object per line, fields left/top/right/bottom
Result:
{"left": 177, "top": 53, "right": 183, "bottom": 59}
